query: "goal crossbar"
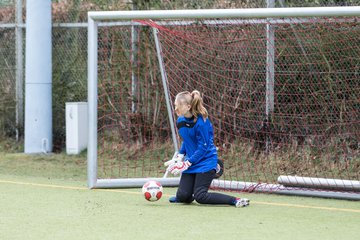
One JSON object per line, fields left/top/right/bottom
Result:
{"left": 88, "top": 7, "right": 360, "bottom": 20}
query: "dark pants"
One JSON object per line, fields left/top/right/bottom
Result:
{"left": 176, "top": 170, "right": 236, "bottom": 205}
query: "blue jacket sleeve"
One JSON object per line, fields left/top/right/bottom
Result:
{"left": 179, "top": 142, "right": 186, "bottom": 155}
{"left": 187, "top": 121, "right": 208, "bottom": 164}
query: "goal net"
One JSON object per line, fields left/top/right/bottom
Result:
{"left": 88, "top": 7, "right": 360, "bottom": 199}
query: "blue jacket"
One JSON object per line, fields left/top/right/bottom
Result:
{"left": 177, "top": 115, "right": 218, "bottom": 173}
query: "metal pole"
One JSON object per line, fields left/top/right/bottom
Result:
{"left": 152, "top": 28, "right": 179, "bottom": 152}
{"left": 15, "top": 0, "right": 23, "bottom": 141}
{"left": 87, "top": 17, "right": 98, "bottom": 189}
{"left": 24, "top": 0, "right": 52, "bottom": 153}
{"left": 278, "top": 175, "right": 360, "bottom": 192}
{"left": 131, "top": 2, "right": 139, "bottom": 113}
{"left": 211, "top": 180, "right": 360, "bottom": 201}
{"left": 265, "top": 0, "right": 275, "bottom": 152}
{"left": 88, "top": 7, "right": 360, "bottom": 20}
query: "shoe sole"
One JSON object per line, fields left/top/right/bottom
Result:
{"left": 236, "top": 199, "right": 250, "bottom": 207}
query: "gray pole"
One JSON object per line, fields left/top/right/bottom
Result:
{"left": 87, "top": 17, "right": 98, "bottom": 188}
{"left": 88, "top": 7, "right": 360, "bottom": 20}
{"left": 266, "top": 0, "right": 275, "bottom": 152}
{"left": 278, "top": 175, "right": 360, "bottom": 192}
{"left": 153, "top": 28, "right": 179, "bottom": 152}
{"left": 24, "top": 0, "right": 52, "bottom": 153}
{"left": 131, "top": 2, "right": 139, "bottom": 113}
{"left": 15, "top": 0, "right": 23, "bottom": 141}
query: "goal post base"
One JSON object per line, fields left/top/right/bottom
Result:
{"left": 211, "top": 180, "right": 360, "bottom": 201}
{"left": 278, "top": 175, "right": 360, "bottom": 192}
{"left": 89, "top": 177, "right": 180, "bottom": 189}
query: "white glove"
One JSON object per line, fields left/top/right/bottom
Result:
{"left": 164, "top": 153, "right": 184, "bottom": 167}
{"left": 167, "top": 160, "right": 191, "bottom": 175}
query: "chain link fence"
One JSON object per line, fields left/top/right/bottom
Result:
{"left": 0, "top": 0, "right": 359, "bottom": 152}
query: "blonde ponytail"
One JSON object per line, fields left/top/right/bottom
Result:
{"left": 190, "top": 90, "right": 208, "bottom": 120}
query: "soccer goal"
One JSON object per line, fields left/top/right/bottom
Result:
{"left": 88, "top": 7, "right": 360, "bottom": 200}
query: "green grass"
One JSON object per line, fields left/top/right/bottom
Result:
{"left": 1, "top": 140, "right": 360, "bottom": 240}
{"left": 0, "top": 152, "right": 87, "bottom": 180}
{"left": 0, "top": 174, "right": 359, "bottom": 240}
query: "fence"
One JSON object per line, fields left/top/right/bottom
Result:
{"left": 0, "top": 0, "right": 359, "bottom": 151}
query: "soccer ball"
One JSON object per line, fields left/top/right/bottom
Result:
{"left": 142, "top": 180, "right": 163, "bottom": 201}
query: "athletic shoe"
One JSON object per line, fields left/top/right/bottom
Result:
{"left": 235, "top": 198, "right": 250, "bottom": 208}
{"left": 169, "top": 196, "right": 179, "bottom": 203}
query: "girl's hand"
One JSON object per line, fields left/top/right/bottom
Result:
{"left": 168, "top": 160, "right": 191, "bottom": 175}
{"left": 164, "top": 153, "right": 184, "bottom": 167}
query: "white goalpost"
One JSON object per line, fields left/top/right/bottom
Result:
{"left": 87, "top": 7, "right": 360, "bottom": 200}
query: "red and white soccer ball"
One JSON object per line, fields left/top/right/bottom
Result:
{"left": 142, "top": 180, "right": 163, "bottom": 202}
